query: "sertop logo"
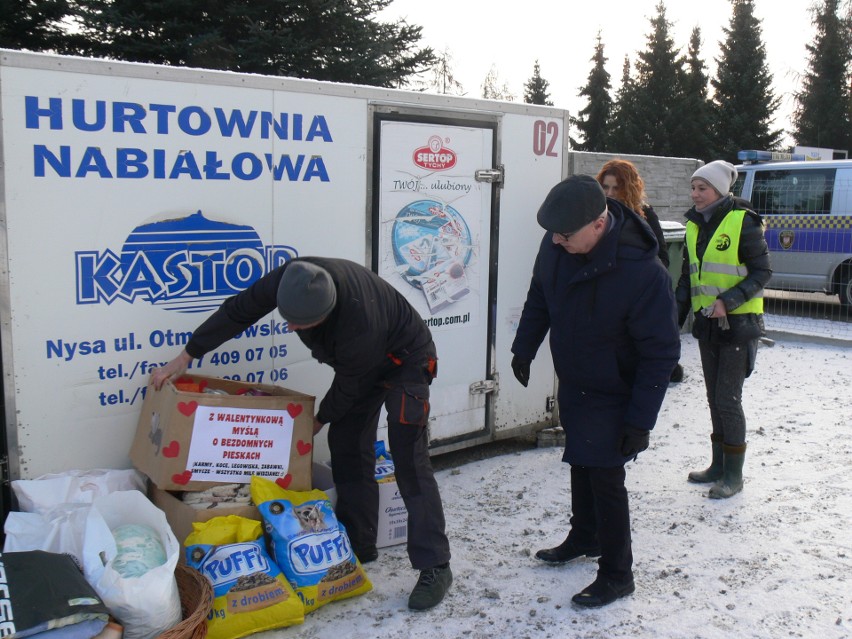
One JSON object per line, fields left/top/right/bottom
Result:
{"left": 413, "top": 135, "right": 457, "bottom": 171}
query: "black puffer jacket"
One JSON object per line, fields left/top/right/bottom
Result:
{"left": 675, "top": 196, "right": 772, "bottom": 344}
{"left": 185, "top": 257, "right": 433, "bottom": 424}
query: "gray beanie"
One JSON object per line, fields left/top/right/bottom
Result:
{"left": 691, "top": 160, "right": 738, "bottom": 196}
{"left": 277, "top": 261, "right": 337, "bottom": 325}
{"left": 536, "top": 174, "right": 607, "bottom": 234}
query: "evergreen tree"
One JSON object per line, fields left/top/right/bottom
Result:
{"left": 676, "top": 27, "right": 716, "bottom": 160}
{"left": 711, "top": 0, "right": 782, "bottom": 162}
{"left": 608, "top": 56, "right": 643, "bottom": 153}
{"left": 630, "top": 1, "right": 687, "bottom": 156}
{"left": 574, "top": 33, "right": 613, "bottom": 151}
{"left": 65, "top": 0, "right": 434, "bottom": 88}
{"left": 523, "top": 60, "right": 553, "bottom": 106}
{"left": 0, "top": 0, "right": 74, "bottom": 52}
{"left": 792, "top": 0, "right": 852, "bottom": 152}
{"left": 481, "top": 64, "right": 515, "bottom": 101}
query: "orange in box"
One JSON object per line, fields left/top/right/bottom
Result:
{"left": 130, "top": 373, "right": 314, "bottom": 492}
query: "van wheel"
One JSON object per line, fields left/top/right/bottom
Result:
{"left": 838, "top": 266, "right": 852, "bottom": 307}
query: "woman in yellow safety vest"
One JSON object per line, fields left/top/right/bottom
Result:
{"left": 674, "top": 160, "right": 772, "bottom": 499}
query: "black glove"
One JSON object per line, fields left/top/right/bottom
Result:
{"left": 620, "top": 427, "right": 650, "bottom": 458}
{"left": 511, "top": 355, "right": 531, "bottom": 387}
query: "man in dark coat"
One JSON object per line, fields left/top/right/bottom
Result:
{"left": 152, "top": 257, "right": 452, "bottom": 611}
{"left": 511, "top": 175, "right": 680, "bottom": 607}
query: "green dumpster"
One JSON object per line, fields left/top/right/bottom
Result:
{"left": 661, "top": 221, "right": 686, "bottom": 289}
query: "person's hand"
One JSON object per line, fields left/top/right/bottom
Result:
{"left": 312, "top": 418, "right": 326, "bottom": 436}
{"left": 702, "top": 299, "right": 727, "bottom": 319}
{"left": 619, "top": 427, "right": 650, "bottom": 458}
{"left": 511, "top": 355, "right": 531, "bottom": 387}
{"left": 150, "top": 351, "right": 193, "bottom": 390}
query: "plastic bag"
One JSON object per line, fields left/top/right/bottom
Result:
{"left": 185, "top": 515, "right": 304, "bottom": 639}
{"left": 3, "top": 502, "right": 91, "bottom": 567}
{"left": 12, "top": 469, "right": 146, "bottom": 514}
{"left": 81, "top": 491, "right": 181, "bottom": 639}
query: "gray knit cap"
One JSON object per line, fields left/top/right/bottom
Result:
{"left": 276, "top": 261, "right": 337, "bottom": 325}
{"left": 691, "top": 160, "right": 738, "bottom": 196}
{"left": 536, "top": 174, "right": 607, "bottom": 234}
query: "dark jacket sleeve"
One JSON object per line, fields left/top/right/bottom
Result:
{"left": 184, "top": 266, "right": 284, "bottom": 358}
{"left": 674, "top": 242, "right": 692, "bottom": 327}
{"left": 511, "top": 239, "right": 552, "bottom": 362}
{"left": 643, "top": 205, "right": 670, "bottom": 268}
{"left": 718, "top": 210, "right": 772, "bottom": 312}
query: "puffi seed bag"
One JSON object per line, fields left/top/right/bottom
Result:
{"left": 185, "top": 515, "right": 304, "bottom": 639}
{"left": 250, "top": 475, "right": 372, "bottom": 613}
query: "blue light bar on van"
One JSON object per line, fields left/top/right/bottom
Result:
{"left": 737, "top": 150, "right": 807, "bottom": 163}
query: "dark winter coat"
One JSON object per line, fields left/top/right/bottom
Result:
{"left": 185, "top": 257, "right": 434, "bottom": 425}
{"left": 511, "top": 199, "right": 681, "bottom": 467}
{"left": 641, "top": 204, "right": 670, "bottom": 268}
{"left": 675, "top": 196, "right": 772, "bottom": 344}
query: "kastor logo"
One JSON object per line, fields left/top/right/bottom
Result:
{"left": 75, "top": 211, "right": 297, "bottom": 312}
{"left": 413, "top": 135, "right": 457, "bottom": 171}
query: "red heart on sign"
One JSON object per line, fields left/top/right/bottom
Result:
{"left": 162, "top": 440, "right": 180, "bottom": 458}
{"left": 172, "top": 471, "right": 192, "bottom": 485}
{"left": 178, "top": 401, "right": 198, "bottom": 416}
{"left": 296, "top": 440, "right": 312, "bottom": 456}
{"left": 287, "top": 403, "right": 303, "bottom": 418}
{"left": 276, "top": 474, "right": 293, "bottom": 490}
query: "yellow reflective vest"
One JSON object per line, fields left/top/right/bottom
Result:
{"left": 686, "top": 209, "right": 763, "bottom": 314}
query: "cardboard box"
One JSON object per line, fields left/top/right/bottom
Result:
{"left": 131, "top": 373, "right": 314, "bottom": 492}
{"left": 376, "top": 476, "right": 408, "bottom": 549}
{"left": 154, "top": 462, "right": 336, "bottom": 552}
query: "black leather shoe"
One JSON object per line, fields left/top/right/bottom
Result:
{"left": 571, "top": 577, "right": 635, "bottom": 608}
{"left": 535, "top": 538, "right": 601, "bottom": 564}
{"left": 354, "top": 545, "right": 378, "bottom": 564}
{"left": 669, "top": 363, "right": 684, "bottom": 383}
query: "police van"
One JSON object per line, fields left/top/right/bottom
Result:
{"left": 733, "top": 150, "right": 852, "bottom": 307}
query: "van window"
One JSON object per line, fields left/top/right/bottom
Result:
{"left": 749, "top": 168, "right": 835, "bottom": 215}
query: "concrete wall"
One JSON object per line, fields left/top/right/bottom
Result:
{"left": 566, "top": 151, "right": 704, "bottom": 224}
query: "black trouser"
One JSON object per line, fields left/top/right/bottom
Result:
{"left": 698, "top": 340, "right": 753, "bottom": 446}
{"left": 568, "top": 464, "right": 633, "bottom": 583}
{"left": 327, "top": 350, "right": 450, "bottom": 570}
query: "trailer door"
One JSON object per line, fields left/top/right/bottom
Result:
{"left": 373, "top": 113, "right": 498, "bottom": 446}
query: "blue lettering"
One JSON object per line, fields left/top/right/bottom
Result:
{"left": 178, "top": 106, "right": 212, "bottom": 136}
{"left": 25, "top": 96, "right": 62, "bottom": 129}
{"left": 265, "top": 154, "right": 303, "bottom": 181}
{"left": 223, "top": 250, "right": 264, "bottom": 289}
{"left": 72, "top": 99, "right": 106, "bottom": 132}
{"left": 203, "top": 151, "right": 230, "bottom": 180}
{"left": 117, "top": 148, "right": 149, "bottom": 178}
{"left": 149, "top": 104, "right": 177, "bottom": 133}
{"left": 304, "top": 157, "right": 330, "bottom": 182}
{"left": 34, "top": 144, "right": 70, "bottom": 177}
{"left": 232, "top": 153, "right": 263, "bottom": 180}
{"left": 75, "top": 147, "right": 113, "bottom": 178}
{"left": 215, "top": 108, "right": 258, "bottom": 138}
{"left": 306, "top": 116, "right": 333, "bottom": 142}
{"left": 76, "top": 251, "right": 121, "bottom": 303}
{"left": 119, "top": 252, "right": 166, "bottom": 301}
{"left": 112, "top": 102, "right": 147, "bottom": 133}
{"left": 169, "top": 151, "right": 202, "bottom": 179}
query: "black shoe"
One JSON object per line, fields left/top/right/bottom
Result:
{"left": 354, "top": 545, "right": 378, "bottom": 564}
{"left": 535, "top": 537, "right": 601, "bottom": 564}
{"left": 571, "top": 576, "right": 635, "bottom": 608}
{"left": 408, "top": 564, "right": 453, "bottom": 611}
{"left": 669, "top": 363, "right": 684, "bottom": 383}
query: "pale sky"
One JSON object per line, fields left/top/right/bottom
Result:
{"left": 380, "top": 0, "right": 820, "bottom": 144}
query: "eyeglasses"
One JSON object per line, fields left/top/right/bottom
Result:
{"left": 554, "top": 209, "right": 608, "bottom": 241}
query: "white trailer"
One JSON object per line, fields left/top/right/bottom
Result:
{"left": 0, "top": 49, "right": 568, "bottom": 486}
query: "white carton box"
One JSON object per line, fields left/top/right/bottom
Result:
{"left": 322, "top": 461, "right": 408, "bottom": 549}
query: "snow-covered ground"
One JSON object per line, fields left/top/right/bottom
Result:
{"left": 255, "top": 329, "right": 852, "bottom": 639}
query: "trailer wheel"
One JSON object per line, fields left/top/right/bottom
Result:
{"left": 837, "top": 265, "right": 852, "bottom": 307}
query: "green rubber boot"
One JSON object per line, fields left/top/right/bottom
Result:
{"left": 688, "top": 434, "right": 724, "bottom": 483}
{"left": 709, "top": 443, "right": 746, "bottom": 499}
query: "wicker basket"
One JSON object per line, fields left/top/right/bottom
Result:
{"left": 157, "top": 564, "right": 212, "bottom": 639}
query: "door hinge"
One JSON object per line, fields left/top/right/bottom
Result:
{"left": 475, "top": 165, "right": 504, "bottom": 186}
{"left": 469, "top": 378, "right": 498, "bottom": 395}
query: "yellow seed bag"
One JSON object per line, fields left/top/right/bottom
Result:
{"left": 250, "top": 475, "right": 372, "bottom": 613}
{"left": 184, "top": 515, "right": 304, "bottom": 639}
